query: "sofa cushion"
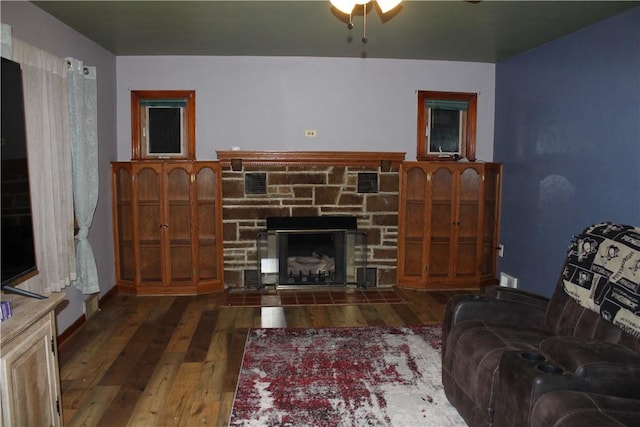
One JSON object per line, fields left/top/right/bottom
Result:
{"left": 562, "top": 222, "right": 640, "bottom": 338}
{"left": 540, "top": 336, "right": 640, "bottom": 378}
{"left": 531, "top": 391, "right": 640, "bottom": 427}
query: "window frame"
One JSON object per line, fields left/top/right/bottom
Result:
{"left": 131, "top": 90, "right": 196, "bottom": 160}
{"left": 417, "top": 91, "right": 477, "bottom": 161}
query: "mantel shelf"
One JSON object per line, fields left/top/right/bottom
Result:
{"left": 215, "top": 150, "right": 406, "bottom": 169}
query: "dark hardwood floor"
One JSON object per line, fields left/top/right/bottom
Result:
{"left": 58, "top": 287, "right": 468, "bottom": 427}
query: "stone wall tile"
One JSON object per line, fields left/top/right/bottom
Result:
{"left": 293, "top": 187, "right": 313, "bottom": 198}
{"left": 328, "top": 167, "right": 346, "bottom": 184}
{"left": 239, "top": 227, "right": 263, "bottom": 241}
{"left": 223, "top": 222, "right": 238, "bottom": 241}
{"left": 290, "top": 207, "right": 320, "bottom": 217}
{"left": 222, "top": 179, "right": 244, "bottom": 198}
{"left": 379, "top": 174, "right": 399, "bottom": 192}
{"left": 314, "top": 187, "right": 341, "bottom": 205}
{"left": 373, "top": 248, "right": 398, "bottom": 260}
{"left": 223, "top": 206, "right": 289, "bottom": 220}
{"left": 269, "top": 172, "right": 326, "bottom": 185}
{"left": 281, "top": 199, "right": 314, "bottom": 206}
{"left": 366, "top": 195, "right": 398, "bottom": 212}
{"left": 337, "top": 193, "right": 364, "bottom": 205}
{"left": 320, "top": 207, "right": 363, "bottom": 214}
{"left": 371, "top": 214, "right": 398, "bottom": 226}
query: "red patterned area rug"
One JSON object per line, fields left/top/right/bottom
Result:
{"left": 229, "top": 325, "right": 466, "bottom": 426}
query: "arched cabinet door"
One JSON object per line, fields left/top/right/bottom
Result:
{"left": 397, "top": 164, "right": 429, "bottom": 287}
{"left": 112, "top": 164, "right": 134, "bottom": 285}
{"left": 426, "top": 165, "right": 456, "bottom": 283}
{"left": 134, "top": 163, "right": 164, "bottom": 287}
{"left": 397, "top": 161, "right": 501, "bottom": 290}
{"left": 111, "top": 161, "right": 224, "bottom": 295}
{"left": 164, "top": 163, "right": 193, "bottom": 286}
{"left": 480, "top": 163, "right": 502, "bottom": 280}
{"left": 192, "top": 162, "right": 224, "bottom": 292}
{"left": 451, "top": 166, "right": 481, "bottom": 282}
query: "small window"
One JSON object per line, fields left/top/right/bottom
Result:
{"left": 131, "top": 90, "right": 195, "bottom": 160}
{"left": 417, "top": 91, "right": 477, "bottom": 161}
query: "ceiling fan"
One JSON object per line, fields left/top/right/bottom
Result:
{"left": 330, "top": 0, "right": 403, "bottom": 43}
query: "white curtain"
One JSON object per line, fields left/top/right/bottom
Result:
{"left": 8, "top": 29, "right": 76, "bottom": 294}
{"left": 67, "top": 58, "right": 100, "bottom": 294}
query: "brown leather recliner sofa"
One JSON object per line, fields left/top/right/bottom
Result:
{"left": 442, "top": 222, "right": 640, "bottom": 427}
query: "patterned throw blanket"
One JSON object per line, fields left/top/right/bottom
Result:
{"left": 563, "top": 222, "right": 640, "bottom": 339}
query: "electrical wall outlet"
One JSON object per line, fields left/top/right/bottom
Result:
{"left": 304, "top": 130, "right": 317, "bottom": 137}
{"left": 500, "top": 272, "right": 518, "bottom": 288}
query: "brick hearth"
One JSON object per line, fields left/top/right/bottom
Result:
{"left": 216, "top": 151, "right": 405, "bottom": 288}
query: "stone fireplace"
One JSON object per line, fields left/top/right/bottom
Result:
{"left": 216, "top": 151, "right": 405, "bottom": 289}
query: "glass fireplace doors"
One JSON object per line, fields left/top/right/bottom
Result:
{"left": 257, "top": 229, "right": 367, "bottom": 288}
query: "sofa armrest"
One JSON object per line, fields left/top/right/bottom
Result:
{"left": 442, "top": 294, "right": 547, "bottom": 341}
{"left": 485, "top": 285, "right": 550, "bottom": 309}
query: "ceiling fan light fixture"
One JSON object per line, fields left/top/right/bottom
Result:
{"left": 330, "top": 0, "right": 358, "bottom": 14}
{"left": 331, "top": 0, "right": 402, "bottom": 15}
{"left": 331, "top": 0, "right": 403, "bottom": 44}
{"left": 376, "top": 0, "right": 402, "bottom": 13}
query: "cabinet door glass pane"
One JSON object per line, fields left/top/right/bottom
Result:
{"left": 166, "top": 167, "right": 191, "bottom": 243}
{"left": 140, "top": 247, "right": 162, "bottom": 282}
{"left": 137, "top": 167, "right": 162, "bottom": 282}
{"left": 402, "top": 166, "right": 427, "bottom": 278}
{"left": 166, "top": 167, "right": 192, "bottom": 282}
{"left": 403, "top": 240, "right": 424, "bottom": 277}
{"left": 115, "top": 168, "right": 134, "bottom": 281}
{"left": 196, "top": 167, "right": 217, "bottom": 280}
{"left": 481, "top": 166, "right": 500, "bottom": 275}
{"left": 456, "top": 168, "right": 480, "bottom": 278}
{"left": 428, "top": 168, "right": 453, "bottom": 279}
{"left": 404, "top": 167, "right": 427, "bottom": 239}
{"left": 170, "top": 246, "right": 192, "bottom": 281}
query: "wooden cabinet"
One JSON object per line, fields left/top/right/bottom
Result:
{"left": 397, "top": 161, "right": 501, "bottom": 289}
{"left": 0, "top": 293, "right": 65, "bottom": 426}
{"left": 112, "top": 161, "right": 224, "bottom": 295}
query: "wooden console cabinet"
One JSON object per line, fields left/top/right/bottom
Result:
{"left": 111, "top": 161, "right": 224, "bottom": 295}
{"left": 397, "top": 161, "right": 501, "bottom": 289}
{"left": 0, "top": 292, "right": 65, "bottom": 426}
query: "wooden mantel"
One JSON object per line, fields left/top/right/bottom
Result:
{"left": 216, "top": 150, "right": 406, "bottom": 170}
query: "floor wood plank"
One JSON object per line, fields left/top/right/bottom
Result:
{"left": 126, "top": 352, "right": 184, "bottom": 427}
{"left": 64, "top": 386, "right": 120, "bottom": 427}
{"left": 59, "top": 288, "right": 469, "bottom": 426}
{"left": 159, "top": 362, "right": 203, "bottom": 426}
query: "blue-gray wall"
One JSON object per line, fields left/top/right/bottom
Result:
{"left": 494, "top": 7, "right": 640, "bottom": 297}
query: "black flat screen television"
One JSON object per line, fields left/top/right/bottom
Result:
{"left": 1, "top": 57, "right": 45, "bottom": 299}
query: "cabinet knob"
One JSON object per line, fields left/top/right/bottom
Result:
{"left": 159, "top": 224, "right": 168, "bottom": 229}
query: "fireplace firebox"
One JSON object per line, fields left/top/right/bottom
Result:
{"left": 257, "top": 216, "right": 367, "bottom": 288}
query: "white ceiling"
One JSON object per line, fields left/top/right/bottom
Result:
{"left": 32, "top": 0, "right": 639, "bottom": 63}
